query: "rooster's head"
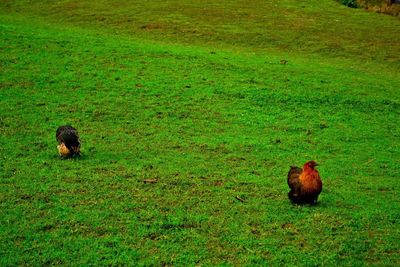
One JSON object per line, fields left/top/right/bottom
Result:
{"left": 304, "top": 160, "right": 318, "bottom": 170}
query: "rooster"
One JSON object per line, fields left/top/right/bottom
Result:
{"left": 56, "top": 125, "right": 81, "bottom": 157}
{"left": 287, "top": 161, "right": 322, "bottom": 204}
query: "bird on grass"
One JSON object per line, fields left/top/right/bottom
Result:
{"left": 287, "top": 161, "right": 322, "bottom": 204}
{"left": 56, "top": 125, "right": 81, "bottom": 157}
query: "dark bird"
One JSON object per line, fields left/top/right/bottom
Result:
{"left": 287, "top": 161, "right": 322, "bottom": 204}
{"left": 56, "top": 125, "right": 81, "bottom": 157}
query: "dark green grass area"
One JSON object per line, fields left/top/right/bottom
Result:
{"left": 1, "top": 0, "right": 400, "bottom": 65}
{"left": 1, "top": 1, "right": 400, "bottom": 266}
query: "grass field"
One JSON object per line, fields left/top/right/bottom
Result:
{"left": 1, "top": 1, "right": 400, "bottom": 266}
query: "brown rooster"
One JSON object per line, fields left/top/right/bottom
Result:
{"left": 56, "top": 125, "right": 81, "bottom": 157}
{"left": 287, "top": 161, "right": 322, "bottom": 204}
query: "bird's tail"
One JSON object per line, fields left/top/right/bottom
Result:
{"left": 288, "top": 191, "right": 302, "bottom": 204}
{"left": 60, "top": 131, "right": 80, "bottom": 156}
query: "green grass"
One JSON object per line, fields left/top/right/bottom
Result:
{"left": 1, "top": 1, "right": 400, "bottom": 266}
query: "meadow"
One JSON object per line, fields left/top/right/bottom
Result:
{"left": 1, "top": 0, "right": 399, "bottom": 265}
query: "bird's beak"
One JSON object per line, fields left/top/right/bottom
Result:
{"left": 315, "top": 163, "right": 319, "bottom": 166}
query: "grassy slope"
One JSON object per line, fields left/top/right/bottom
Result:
{"left": 1, "top": 1, "right": 400, "bottom": 266}
{"left": 1, "top": 0, "right": 400, "bottom": 65}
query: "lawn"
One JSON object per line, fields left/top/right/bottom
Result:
{"left": 0, "top": 1, "right": 399, "bottom": 266}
